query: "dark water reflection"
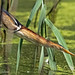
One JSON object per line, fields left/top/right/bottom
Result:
{"left": 0, "top": 44, "right": 74, "bottom": 75}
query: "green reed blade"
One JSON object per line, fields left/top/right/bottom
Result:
{"left": 29, "top": 0, "right": 43, "bottom": 21}
{"left": 16, "top": 0, "right": 43, "bottom": 73}
{"left": 38, "top": 46, "right": 44, "bottom": 72}
{"left": 45, "top": 18, "right": 74, "bottom": 71}
{"left": 38, "top": 2, "right": 46, "bottom": 72}
{"left": 16, "top": 38, "right": 23, "bottom": 74}
{"left": 38, "top": 3, "right": 57, "bottom": 71}
{"left": 47, "top": 48, "right": 57, "bottom": 70}
{"left": 38, "top": 3, "right": 46, "bottom": 34}
{"left": 26, "top": 0, "right": 43, "bottom": 27}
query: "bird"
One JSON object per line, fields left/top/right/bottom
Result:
{"left": 1, "top": 9, "right": 75, "bottom": 56}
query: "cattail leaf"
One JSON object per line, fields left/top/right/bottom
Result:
{"left": 29, "top": 0, "right": 43, "bottom": 21}
{"left": 45, "top": 18, "right": 74, "bottom": 71}
{"left": 16, "top": 38, "right": 23, "bottom": 73}
{"left": 47, "top": 48, "right": 57, "bottom": 70}
{"left": 38, "top": 3, "right": 46, "bottom": 33}
{"left": 38, "top": 46, "right": 44, "bottom": 72}
{"left": 26, "top": 0, "right": 43, "bottom": 27}
{"left": 38, "top": 3, "right": 46, "bottom": 72}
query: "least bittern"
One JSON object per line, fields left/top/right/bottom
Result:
{"left": 1, "top": 9, "right": 75, "bottom": 56}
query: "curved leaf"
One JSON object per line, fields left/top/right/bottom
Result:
{"left": 38, "top": 3, "right": 46, "bottom": 33}
{"left": 16, "top": 38, "right": 23, "bottom": 74}
{"left": 47, "top": 48, "right": 57, "bottom": 70}
{"left": 26, "top": 0, "right": 43, "bottom": 27}
{"left": 45, "top": 18, "right": 74, "bottom": 71}
{"left": 38, "top": 46, "right": 44, "bottom": 72}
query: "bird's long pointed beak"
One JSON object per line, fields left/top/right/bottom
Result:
{"left": 1, "top": 9, "right": 75, "bottom": 56}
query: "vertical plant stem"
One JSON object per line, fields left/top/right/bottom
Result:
{"left": 16, "top": 38, "right": 23, "bottom": 74}
{"left": 38, "top": 46, "right": 44, "bottom": 72}
{"left": 7, "top": 0, "right": 11, "bottom": 11}
{"left": 0, "top": 0, "right": 5, "bottom": 26}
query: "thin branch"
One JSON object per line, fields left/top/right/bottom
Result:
{"left": 46, "top": 0, "right": 61, "bottom": 16}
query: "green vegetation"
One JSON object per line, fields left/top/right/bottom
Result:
{"left": 0, "top": 0, "right": 75, "bottom": 74}
{"left": 55, "top": 0, "right": 75, "bottom": 55}
{"left": 12, "top": 0, "right": 75, "bottom": 53}
{"left": 12, "top": 0, "right": 75, "bottom": 61}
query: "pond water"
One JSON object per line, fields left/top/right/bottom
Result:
{"left": 0, "top": 43, "right": 75, "bottom": 75}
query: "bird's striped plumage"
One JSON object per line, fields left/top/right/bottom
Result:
{"left": 1, "top": 9, "right": 75, "bottom": 56}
